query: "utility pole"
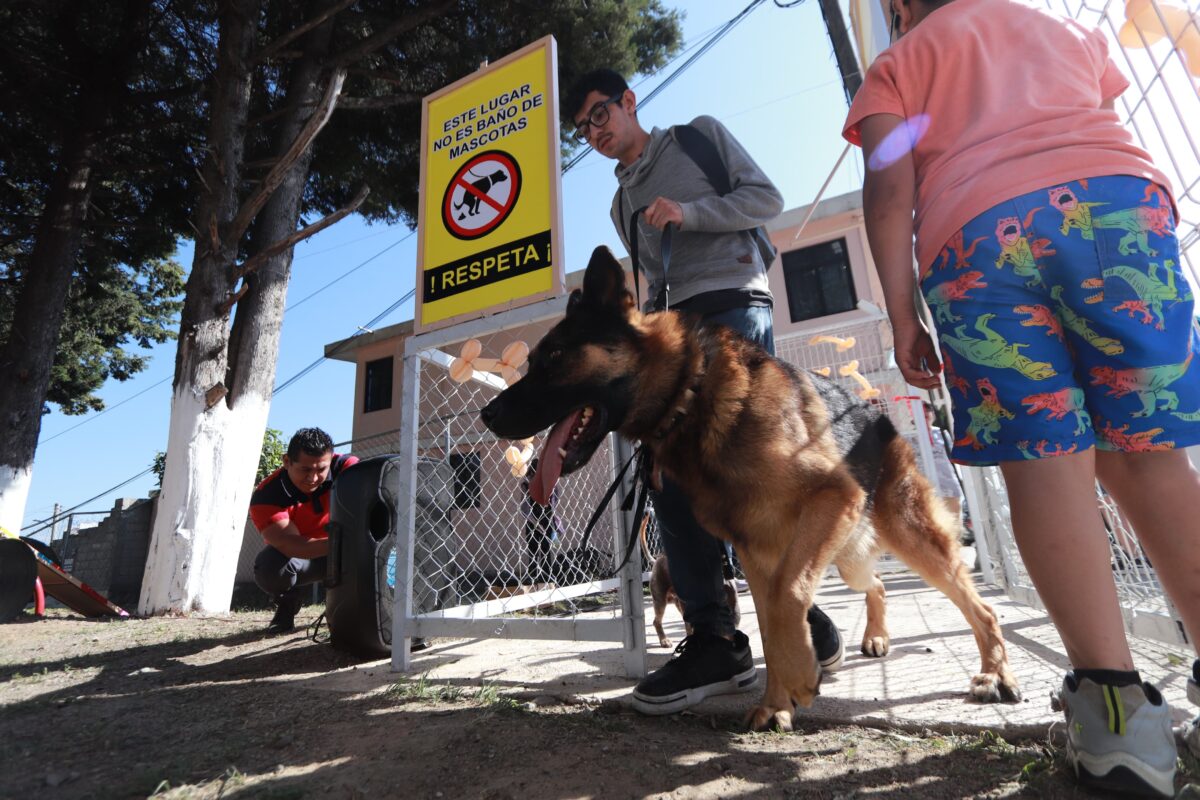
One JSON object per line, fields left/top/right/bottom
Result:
{"left": 49, "top": 502, "right": 61, "bottom": 545}
{"left": 818, "top": 0, "right": 864, "bottom": 103}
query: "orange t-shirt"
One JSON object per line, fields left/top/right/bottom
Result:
{"left": 843, "top": 0, "right": 1173, "bottom": 273}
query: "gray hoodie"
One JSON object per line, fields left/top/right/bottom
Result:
{"left": 609, "top": 115, "right": 784, "bottom": 308}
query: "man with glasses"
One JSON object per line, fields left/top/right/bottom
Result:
{"left": 564, "top": 68, "right": 844, "bottom": 716}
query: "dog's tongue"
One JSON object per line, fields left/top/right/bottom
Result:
{"left": 531, "top": 409, "right": 584, "bottom": 506}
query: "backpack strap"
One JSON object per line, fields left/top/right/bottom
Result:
{"left": 671, "top": 124, "right": 732, "bottom": 195}
{"left": 669, "top": 123, "right": 778, "bottom": 271}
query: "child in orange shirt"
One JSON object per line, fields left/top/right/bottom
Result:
{"left": 845, "top": 0, "right": 1200, "bottom": 795}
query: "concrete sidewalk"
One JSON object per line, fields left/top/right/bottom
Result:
{"left": 313, "top": 562, "right": 1197, "bottom": 738}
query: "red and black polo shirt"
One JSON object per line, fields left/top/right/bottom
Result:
{"left": 249, "top": 453, "right": 358, "bottom": 540}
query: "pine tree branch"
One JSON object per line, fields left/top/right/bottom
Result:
{"left": 254, "top": 0, "right": 359, "bottom": 64}
{"left": 226, "top": 68, "right": 347, "bottom": 247}
{"left": 215, "top": 283, "right": 250, "bottom": 315}
{"left": 233, "top": 184, "right": 369, "bottom": 280}
{"left": 338, "top": 93, "right": 421, "bottom": 110}
{"left": 332, "top": 1, "right": 456, "bottom": 66}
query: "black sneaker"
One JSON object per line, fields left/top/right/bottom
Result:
{"left": 266, "top": 594, "right": 301, "bottom": 634}
{"left": 808, "top": 604, "right": 844, "bottom": 673}
{"left": 632, "top": 631, "right": 758, "bottom": 715}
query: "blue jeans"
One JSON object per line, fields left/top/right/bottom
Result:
{"left": 652, "top": 305, "right": 774, "bottom": 637}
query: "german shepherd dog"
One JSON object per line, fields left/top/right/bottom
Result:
{"left": 481, "top": 247, "right": 1021, "bottom": 730}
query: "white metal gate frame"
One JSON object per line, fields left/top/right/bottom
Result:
{"left": 390, "top": 296, "right": 647, "bottom": 676}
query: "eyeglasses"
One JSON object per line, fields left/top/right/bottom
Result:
{"left": 572, "top": 95, "right": 622, "bottom": 143}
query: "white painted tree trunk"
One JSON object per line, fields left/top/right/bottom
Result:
{"left": 139, "top": 388, "right": 268, "bottom": 613}
{"left": 138, "top": 4, "right": 354, "bottom": 615}
{"left": 137, "top": 0, "right": 261, "bottom": 616}
{"left": 0, "top": 465, "right": 32, "bottom": 535}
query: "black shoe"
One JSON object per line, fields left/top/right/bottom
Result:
{"left": 409, "top": 637, "right": 431, "bottom": 653}
{"left": 266, "top": 595, "right": 301, "bottom": 634}
{"left": 632, "top": 631, "right": 757, "bottom": 715}
{"left": 808, "top": 604, "right": 844, "bottom": 673}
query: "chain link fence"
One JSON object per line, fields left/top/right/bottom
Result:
{"left": 384, "top": 299, "right": 645, "bottom": 674}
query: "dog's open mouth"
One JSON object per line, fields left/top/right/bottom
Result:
{"left": 530, "top": 405, "right": 607, "bottom": 505}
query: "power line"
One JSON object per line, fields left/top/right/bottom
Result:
{"left": 287, "top": 231, "right": 414, "bottom": 311}
{"left": 39, "top": 376, "right": 173, "bottom": 444}
{"left": 562, "top": 0, "right": 770, "bottom": 174}
{"left": 22, "top": 467, "right": 156, "bottom": 536}
{"left": 31, "top": 5, "right": 774, "bottom": 529}
{"left": 273, "top": 287, "right": 415, "bottom": 394}
{"left": 38, "top": 230, "right": 416, "bottom": 445}
{"left": 292, "top": 225, "right": 395, "bottom": 261}
{"left": 39, "top": 4, "right": 766, "bottom": 448}
{"left": 22, "top": 288, "right": 417, "bottom": 534}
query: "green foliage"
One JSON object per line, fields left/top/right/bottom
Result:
{"left": 1, "top": 0, "right": 681, "bottom": 417}
{"left": 257, "top": 428, "right": 285, "bottom": 484}
{"left": 0, "top": 0, "right": 209, "bottom": 415}
{"left": 152, "top": 428, "right": 284, "bottom": 488}
{"left": 298, "top": 0, "right": 683, "bottom": 226}
{"left": 45, "top": 259, "right": 185, "bottom": 414}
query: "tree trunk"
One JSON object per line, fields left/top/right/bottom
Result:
{"left": 227, "top": 23, "right": 337, "bottom": 408}
{"left": 0, "top": 132, "right": 98, "bottom": 533}
{"left": 0, "top": 0, "right": 153, "bottom": 534}
{"left": 140, "top": 1, "right": 340, "bottom": 614}
{"left": 140, "top": 0, "right": 264, "bottom": 614}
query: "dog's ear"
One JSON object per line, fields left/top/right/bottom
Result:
{"left": 582, "top": 246, "right": 634, "bottom": 312}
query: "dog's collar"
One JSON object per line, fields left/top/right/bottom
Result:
{"left": 650, "top": 349, "right": 706, "bottom": 441}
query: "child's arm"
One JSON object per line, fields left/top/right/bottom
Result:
{"left": 859, "top": 113, "right": 942, "bottom": 390}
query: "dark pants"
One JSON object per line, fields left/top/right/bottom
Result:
{"left": 652, "top": 305, "right": 773, "bottom": 637}
{"left": 253, "top": 545, "right": 326, "bottom": 606}
{"left": 525, "top": 513, "right": 556, "bottom": 583}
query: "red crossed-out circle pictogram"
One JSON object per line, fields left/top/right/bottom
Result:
{"left": 441, "top": 150, "right": 522, "bottom": 240}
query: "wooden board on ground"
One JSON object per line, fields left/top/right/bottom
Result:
{"left": 28, "top": 546, "right": 128, "bottom": 618}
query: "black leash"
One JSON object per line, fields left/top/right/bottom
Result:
{"left": 307, "top": 610, "right": 330, "bottom": 644}
{"left": 575, "top": 444, "right": 656, "bottom": 579}
{"left": 560, "top": 203, "right": 675, "bottom": 580}
{"left": 622, "top": 201, "right": 675, "bottom": 312}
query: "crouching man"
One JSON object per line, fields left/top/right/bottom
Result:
{"left": 250, "top": 427, "right": 356, "bottom": 634}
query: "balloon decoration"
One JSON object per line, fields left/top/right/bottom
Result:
{"left": 807, "top": 335, "right": 880, "bottom": 399}
{"left": 1118, "top": 0, "right": 1200, "bottom": 79}
{"left": 448, "top": 339, "right": 529, "bottom": 385}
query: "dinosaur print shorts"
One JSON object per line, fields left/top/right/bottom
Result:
{"left": 920, "top": 174, "right": 1200, "bottom": 466}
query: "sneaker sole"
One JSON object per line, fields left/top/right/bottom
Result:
{"left": 819, "top": 643, "right": 845, "bottom": 674}
{"left": 1067, "top": 738, "right": 1175, "bottom": 798}
{"left": 631, "top": 666, "right": 758, "bottom": 716}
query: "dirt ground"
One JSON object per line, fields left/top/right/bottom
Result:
{"left": 2, "top": 608, "right": 1197, "bottom": 800}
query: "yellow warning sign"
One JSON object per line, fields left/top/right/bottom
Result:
{"left": 416, "top": 36, "right": 564, "bottom": 332}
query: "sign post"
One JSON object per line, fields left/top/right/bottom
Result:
{"left": 415, "top": 36, "right": 564, "bottom": 333}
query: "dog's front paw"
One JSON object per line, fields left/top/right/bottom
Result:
{"left": 860, "top": 634, "right": 890, "bottom": 658}
{"left": 970, "top": 671, "right": 1022, "bottom": 703}
{"left": 658, "top": 636, "right": 673, "bottom": 648}
{"left": 745, "top": 704, "right": 794, "bottom": 732}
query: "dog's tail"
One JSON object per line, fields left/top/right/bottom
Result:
{"left": 638, "top": 512, "right": 655, "bottom": 568}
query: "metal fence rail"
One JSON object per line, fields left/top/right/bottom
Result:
{"left": 388, "top": 297, "right": 646, "bottom": 676}
{"left": 1048, "top": 0, "right": 1200, "bottom": 281}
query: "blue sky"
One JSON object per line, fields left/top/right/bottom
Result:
{"left": 21, "top": 0, "right": 865, "bottom": 536}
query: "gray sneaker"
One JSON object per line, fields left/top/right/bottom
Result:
{"left": 1179, "top": 677, "right": 1200, "bottom": 759}
{"left": 1055, "top": 674, "right": 1177, "bottom": 797}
